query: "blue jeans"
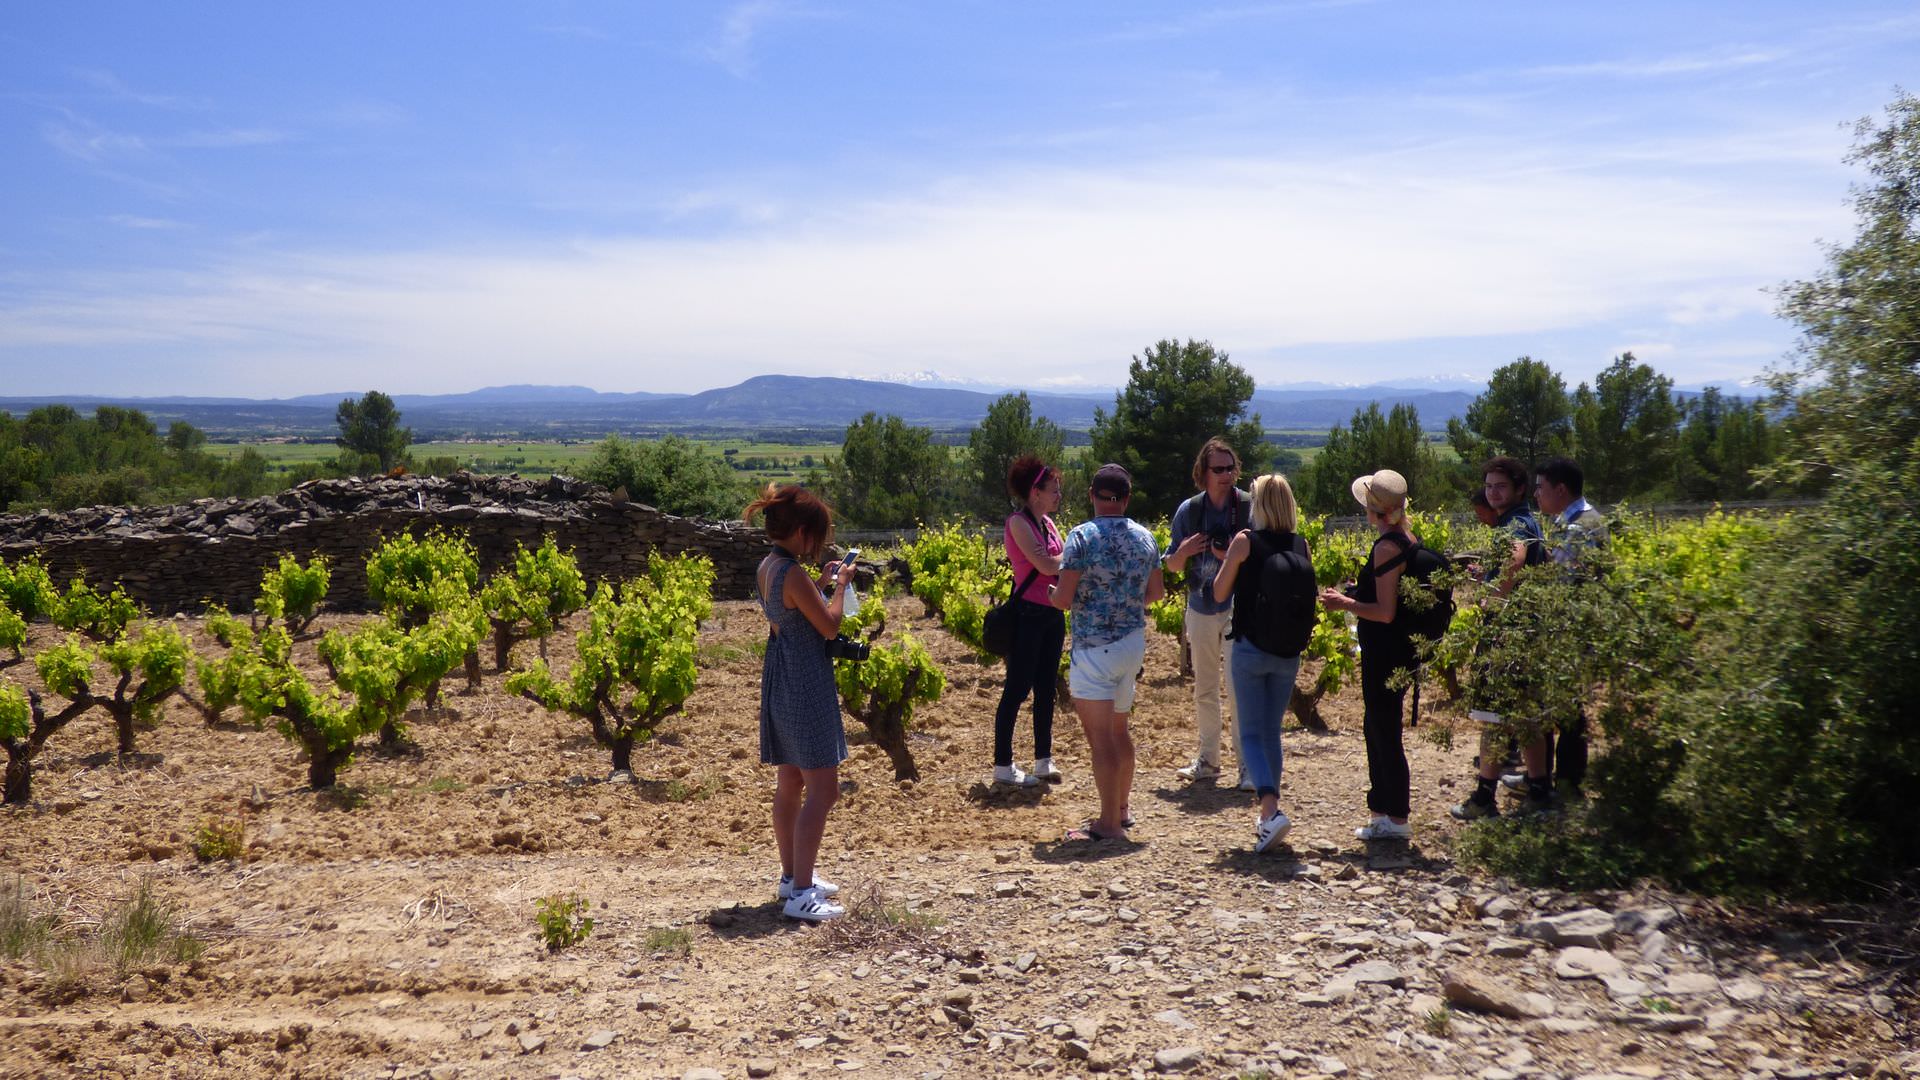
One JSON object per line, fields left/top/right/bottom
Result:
{"left": 1230, "top": 638, "right": 1299, "bottom": 799}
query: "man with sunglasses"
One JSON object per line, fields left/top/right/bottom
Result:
{"left": 1164, "top": 437, "right": 1253, "bottom": 787}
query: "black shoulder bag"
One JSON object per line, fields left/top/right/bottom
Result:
{"left": 984, "top": 511, "right": 1046, "bottom": 658}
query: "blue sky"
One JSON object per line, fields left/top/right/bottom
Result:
{"left": 1, "top": 2, "right": 1914, "bottom": 398}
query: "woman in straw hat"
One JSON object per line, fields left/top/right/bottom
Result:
{"left": 1319, "top": 469, "right": 1419, "bottom": 842}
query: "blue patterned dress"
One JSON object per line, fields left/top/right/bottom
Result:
{"left": 757, "top": 552, "right": 849, "bottom": 770}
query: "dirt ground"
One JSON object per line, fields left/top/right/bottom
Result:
{"left": 0, "top": 600, "right": 1912, "bottom": 1080}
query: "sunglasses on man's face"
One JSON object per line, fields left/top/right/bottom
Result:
{"left": 1208, "top": 464, "right": 1237, "bottom": 475}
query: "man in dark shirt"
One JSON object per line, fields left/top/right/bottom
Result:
{"left": 1452, "top": 456, "right": 1547, "bottom": 820}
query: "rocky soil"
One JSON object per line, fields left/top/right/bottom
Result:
{"left": 0, "top": 601, "right": 1912, "bottom": 1080}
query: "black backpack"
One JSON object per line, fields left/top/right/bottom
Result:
{"left": 1380, "top": 537, "right": 1454, "bottom": 642}
{"left": 1236, "top": 530, "right": 1317, "bottom": 658}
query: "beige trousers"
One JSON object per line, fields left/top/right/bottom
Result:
{"left": 1187, "top": 606, "right": 1237, "bottom": 767}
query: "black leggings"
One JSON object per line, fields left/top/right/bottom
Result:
{"left": 994, "top": 601, "right": 1065, "bottom": 767}
{"left": 1359, "top": 627, "right": 1416, "bottom": 820}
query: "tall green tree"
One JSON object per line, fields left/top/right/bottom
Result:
{"left": 965, "top": 393, "right": 1065, "bottom": 519}
{"left": 1086, "top": 338, "right": 1265, "bottom": 519}
{"left": 1447, "top": 357, "right": 1572, "bottom": 477}
{"left": 1673, "top": 388, "right": 1784, "bottom": 501}
{"left": 335, "top": 391, "right": 412, "bottom": 472}
{"left": 1570, "top": 352, "right": 1680, "bottom": 502}
{"left": 1773, "top": 92, "right": 1920, "bottom": 490}
{"left": 1296, "top": 403, "right": 1443, "bottom": 514}
{"left": 827, "top": 413, "right": 959, "bottom": 527}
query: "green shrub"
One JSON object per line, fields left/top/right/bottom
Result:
{"left": 192, "top": 818, "right": 246, "bottom": 862}
{"left": 0, "top": 875, "right": 55, "bottom": 960}
{"left": 535, "top": 894, "right": 593, "bottom": 950}
{"left": 256, "top": 555, "right": 330, "bottom": 636}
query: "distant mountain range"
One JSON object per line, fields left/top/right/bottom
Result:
{"left": 0, "top": 376, "right": 1486, "bottom": 439}
{"left": 0, "top": 374, "right": 1748, "bottom": 442}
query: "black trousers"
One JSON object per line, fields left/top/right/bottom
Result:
{"left": 1359, "top": 627, "right": 1416, "bottom": 820}
{"left": 994, "top": 600, "right": 1065, "bottom": 767}
{"left": 1542, "top": 712, "right": 1588, "bottom": 788}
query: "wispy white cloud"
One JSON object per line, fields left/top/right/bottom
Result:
{"left": 0, "top": 138, "right": 1851, "bottom": 395}
{"left": 1101, "top": 0, "right": 1375, "bottom": 44}
{"left": 1513, "top": 47, "right": 1788, "bottom": 81}
{"left": 169, "top": 128, "right": 289, "bottom": 149}
{"left": 703, "top": 1, "right": 830, "bottom": 79}
{"left": 104, "top": 214, "right": 187, "bottom": 230}
{"left": 71, "top": 68, "right": 205, "bottom": 109}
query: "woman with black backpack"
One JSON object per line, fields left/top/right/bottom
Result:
{"left": 1319, "top": 469, "right": 1418, "bottom": 843}
{"left": 1209, "top": 474, "right": 1314, "bottom": 853}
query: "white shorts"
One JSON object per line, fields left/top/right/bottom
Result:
{"left": 1068, "top": 628, "right": 1148, "bottom": 712}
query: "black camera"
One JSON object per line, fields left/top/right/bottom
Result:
{"left": 1207, "top": 525, "right": 1232, "bottom": 551}
{"left": 824, "top": 634, "right": 871, "bottom": 661}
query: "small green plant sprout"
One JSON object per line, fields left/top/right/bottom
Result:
{"left": 480, "top": 535, "right": 587, "bottom": 671}
{"left": 0, "top": 601, "right": 25, "bottom": 663}
{"left": 1643, "top": 996, "right": 1676, "bottom": 1014}
{"left": 2, "top": 641, "right": 100, "bottom": 804}
{"left": 644, "top": 926, "right": 692, "bottom": 957}
{"left": 0, "top": 555, "right": 58, "bottom": 623}
{"left": 192, "top": 817, "right": 246, "bottom": 861}
{"left": 1422, "top": 1005, "right": 1453, "bottom": 1036}
{"left": 96, "top": 623, "right": 191, "bottom": 756}
{"left": 231, "top": 627, "right": 374, "bottom": 789}
{"left": 833, "top": 583, "right": 944, "bottom": 782}
{"left": 256, "top": 554, "right": 330, "bottom": 637}
{"left": 509, "top": 553, "right": 714, "bottom": 777}
{"left": 535, "top": 893, "right": 593, "bottom": 950}
{"left": 51, "top": 577, "right": 143, "bottom": 643}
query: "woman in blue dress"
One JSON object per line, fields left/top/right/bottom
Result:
{"left": 746, "top": 484, "right": 856, "bottom": 922}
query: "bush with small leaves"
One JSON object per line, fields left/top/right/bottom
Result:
{"left": 319, "top": 584, "right": 484, "bottom": 746}
{"left": 831, "top": 583, "right": 945, "bottom": 781}
{"left": 230, "top": 627, "right": 375, "bottom": 789}
{"left": 0, "top": 556, "right": 57, "bottom": 623}
{"left": 96, "top": 623, "right": 190, "bottom": 756}
{"left": 366, "top": 530, "right": 480, "bottom": 628}
{"left": 365, "top": 532, "right": 484, "bottom": 702}
{"left": 2, "top": 647, "right": 99, "bottom": 804}
{"left": 535, "top": 893, "right": 593, "bottom": 950}
{"left": 189, "top": 606, "right": 256, "bottom": 726}
{"left": 192, "top": 818, "right": 246, "bottom": 861}
{"left": 256, "top": 554, "right": 330, "bottom": 636}
{"left": 509, "top": 553, "right": 713, "bottom": 776}
{"left": 0, "top": 603, "right": 24, "bottom": 662}
{"left": 480, "top": 536, "right": 586, "bottom": 671}
{"left": 51, "top": 578, "right": 141, "bottom": 643}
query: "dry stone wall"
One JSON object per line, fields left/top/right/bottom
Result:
{"left": 0, "top": 473, "right": 767, "bottom": 613}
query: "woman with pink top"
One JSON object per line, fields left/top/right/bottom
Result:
{"left": 993, "top": 454, "right": 1066, "bottom": 787}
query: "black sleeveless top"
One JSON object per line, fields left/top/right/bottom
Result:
{"left": 1355, "top": 531, "right": 1414, "bottom": 647}
{"left": 1227, "top": 529, "right": 1305, "bottom": 644}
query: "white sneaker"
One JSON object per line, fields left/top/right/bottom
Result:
{"left": 1255, "top": 811, "right": 1293, "bottom": 853}
{"left": 1236, "top": 771, "right": 1256, "bottom": 793}
{"left": 1500, "top": 771, "right": 1528, "bottom": 791}
{"left": 1177, "top": 759, "right": 1220, "bottom": 782}
{"left": 778, "top": 874, "right": 839, "bottom": 901}
{"left": 993, "top": 765, "right": 1040, "bottom": 788}
{"left": 1031, "top": 757, "right": 1062, "bottom": 782}
{"left": 782, "top": 886, "right": 845, "bottom": 922}
{"left": 1354, "top": 815, "right": 1412, "bottom": 841}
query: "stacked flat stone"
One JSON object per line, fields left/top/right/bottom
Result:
{"left": 0, "top": 472, "right": 765, "bottom": 613}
